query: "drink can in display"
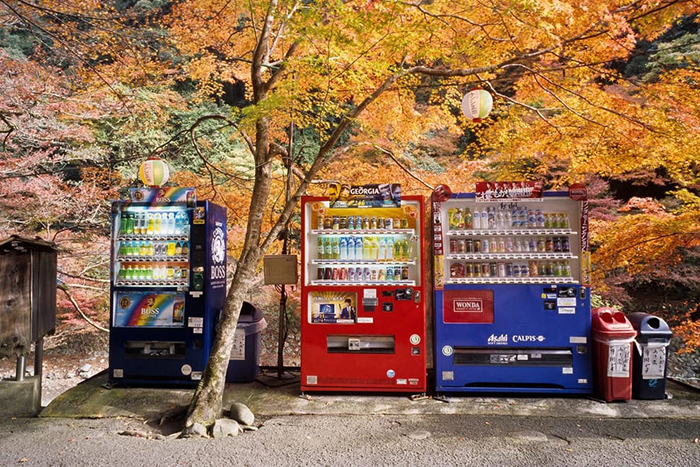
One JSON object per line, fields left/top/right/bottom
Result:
{"left": 561, "top": 237, "right": 570, "bottom": 252}
{"left": 498, "top": 263, "right": 506, "bottom": 277}
{"left": 347, "top": 216, "right": 354, "bottom": 230}
{"left": 401, "top": 218, "right": 409, "bottom": 229}
{"left": 348, "top": 268, "right": 355, "bottom": 282}
{"left": 377, "top": 217, "right": 385, "bottom": 229}
{"left": 317, "top": 214, "right": 324, "bottom": 230}
{"left": 473, "top": 263, "right": 481, "bottom": 277}
{"left": 537, "top": 237, "right": 546, "bottom": 252}
{"left": 538, "top": 262, "right": 546, "bottom": 276}
{"left": 465, "top": 263, "right": 474, "bottom": 277}
{"left": 505, "top": 263, "right": 513, "bottom": 277}
{"left": 317, "top": 267, "right": 325, "bottom": 280}
{"left": 528, "top": 239, "right": 537, "bottom": 251}
{"left": 386, "top": 267, "right": 394, "bottom": 281}
{"left": 340, "top": 267, "right": 348, "bottom": 281}
{"left": 332, "top": 216, "right": 340, "bottom": 230}
{"left": 488, "top": 262, "right": 497, "bottom": 277}
{"left": 465, "top": 239, "right": 473, "bottom": 253}
{"left": 481, "top": 263, "right": 490, "bottom": 277}
{"left": 384, "top": 218, "right": 393, "bottom": 229}
{"left": 378, "top": 269, "right": 385, "bottom": 281}
{"left": 450, "top": 262, "right": 465, "bottom": 278}
{"left": 325, "top": 267, "right": 333, "bottom": 280}
{"left": 339, "top": 216, "right": 347, "bottom": 230}
{"left": 331, "top": 268, "right": 338, "bottom": 280}
{"left": 529, "top": 260, "right": 538, "bottom": 277}
{"left": 324, "top": 217, "right": 332, "bottom": 229}
{"left": 356, "top": 216, "right": 363, "bottom": 230}
{"left": 450, "top": 239, "right": 457, "bottom": 253}
{"left": 553, "top": 237, "right": 562, "bottom": 252}
{"left": 370, "top": 217, "right": 377, "bottom": 229}
{"left": 355, "top": 267, "right": 363, "bottom": 281}
{"left": 474, "top": 239, "right": 481, "bottom": 253}
{"left": 370, "top": 269, "right": 377, "bottom": 281}
{"left": 457, "top": 239, "right": 466, "bottom": 254}
{"left": 394, "top": 266, "right": 401, "bottom": 280}
{"left": 364, "top": 267, "right": 371, "bottom": 282}
{"left": 362, "top": 217, "right": 370, "bottom": 230}
{"left": 481, "top": 239, "right": 489, "bottom": 253}
{"left": 401, "top": 266, "right": 409, "bottom": 280}
{"left": 497, "top": 239, "right": 505, "bottom": 253}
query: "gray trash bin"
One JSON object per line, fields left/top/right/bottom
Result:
{"left": 226, "top": 302, "right": 267, "bottom": 383}
{"left": 627, "top": 312, "right": 673, "bottom": 400}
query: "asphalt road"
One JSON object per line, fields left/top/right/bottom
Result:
{"left": 1, "top": 414, "right": 699, "bottom": 466}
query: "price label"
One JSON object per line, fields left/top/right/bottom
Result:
{"left": 607, "top": 343, "right": 631, "bottom": 377}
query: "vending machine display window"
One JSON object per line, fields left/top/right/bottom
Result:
{"left": 432, "top": 187, "right": 592, "bottom": 395}
{"left": 300, "top": 194, "right": 427, "bottom": 393}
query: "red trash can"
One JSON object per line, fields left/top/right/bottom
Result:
{"left": 591, "top": 307, "right": 637, "bottom": 402}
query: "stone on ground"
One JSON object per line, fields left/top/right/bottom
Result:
{"left": 212, "top": 419, "right": 241, "bottom": 438}
{"left": 229, "top": 402, "right": 255, "bottom": 426}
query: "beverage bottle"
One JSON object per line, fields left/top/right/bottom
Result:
{"left": 182, "top": 241, "right": 190, "bottom": 256}
{"left": 528, "top": 209, "right": 536, "bottom": 228}
{"left": 473, "top": 208, "right": 481, "bottom": 229}
{"left": 118, "top": 242, "right": 125, "bottom": 257}
{"left": 125, "top": 214, "right": 134, "bottom": 235}
{"left": 166, "top": 213, "right": 175, "bottom": 235}
{"left": 132, "top": 213, "right": 140, "bottom": 235}
{"left": 378, "top": 269, "right": 385, "bottom": 281}
{"left": 497, "top": 239, "right": 505, "bottom": 253}
{"left": 137, "top": 241, "right": 145, "bottom": 256}
{"left": 124, "top": 265, "right": 133, "bottom": 280}
{"left": 487, "top": 207, "right": 495, "bottom": 229}
{"left": 505, "top": 209, "right": 513, "bottom": 229}
{"left": 361, "top": 237, "right": 370, "bottom": 260}
{"left": 482, "top": 239, "right": 489, "bottom": 253}
{"left": 386, "top": 267, "right": 394, "bottom": 281}
{"left": 119, "top": 213, "right": 127, "bottom": 235}
{"left": 376, "top": 237, "right": 385, "bottom": 261}
{"left": 145, "top": 265, "right": 153, "bottom": 281}
{"left": 514, "top": 239, "right": 522, "bottom": 252}
{"left": 175, "top": 241, "right": 183, "bottom": 256}
{"left": 147, "top": 241, "right": 154, "bottom": 257}
{"left": 346, "top": 237, "right": 355, "bottom": 260}
{"left": 386, "top": 238, "right": 394, "bottom": 261}
{"left": 537, "top": 237, "right": 546, "bottom": 252}
{"left": 175, "top": 212, "right": 184, "bottom": 235}
{"left": 339, "top": 237, "right": 348, "bottom": 260}
{"left": 496, "top": 207, "right": 505, "bottom": 229}
{"left": 464, "top": 208, "right": 473, "bottom": 229}
{"left": 370, "top": 237, "right": 379, "bottom": 260}
{"left": 354, "top": 236, "right": 363, "bottom": 260}
{"left": 154, "top": 213, "right": 162, "bottom": 235}
{"left": 522, "top": 238, "right": 530, "bottom": 252}
{"left": 167, "top": 266, "right": 174, "bottom": 281}
{"left": 393, "top": 237, "right": 402, "bottom": 260}
{"left": 536, "top": 209, "right": 545, "bottom": 228}
{"left": 138, "top": 212, "right": 147, "bottom": 235}
{"left": 146, "top": 213, "right": 154, "bottom": 235}
{"left": 317, "top": 236, "right": 325, "bottom": 259}
{"left": 505, "top": 237, "right": 514, "bottom": 252}
{"left": 332, "top": 237, "right": 340, "bottom": 260}
{"left": 563, "top": 262, "right": 572, "bottom": 277}
{"left": 324, "top": 237, "right": 331, "bottom": 260}
{"left": 167, "top": 241, "right": 175, "bottom": 257}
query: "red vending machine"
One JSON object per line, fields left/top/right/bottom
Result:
{"left": 300, "top": 185, "right": 426, "bottom": 393}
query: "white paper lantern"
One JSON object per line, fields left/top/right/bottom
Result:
{"left": 461, "top": 89, "right": 493, "bottom": 122}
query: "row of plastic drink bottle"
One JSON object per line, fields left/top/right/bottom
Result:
{"left": 450, "top": 260, "right": 572, "bottom": 279}
{"left": 119, "top": 211, "right": 189, "bottom": 236}
{"left": 448, "top": 206, "right": 570, "bottom": 230}
{"left": 117, "top": 264, "right": 188, "bottom": 282}
{"left": 118, "top": 240, "right": 190, "bottom": 257}
{"left": 317, "top": 236, "right": 411, "bottom": 261}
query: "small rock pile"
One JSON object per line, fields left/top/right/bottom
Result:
{"left": 182, "top": 402, "right": 258, "bottom": 439}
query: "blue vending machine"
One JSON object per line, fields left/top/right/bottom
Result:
{"left": 432, "top": 182, "right": 592, "bottom": 394}
{"left": 108, "top": 187, "right": 227, "bottom": 386}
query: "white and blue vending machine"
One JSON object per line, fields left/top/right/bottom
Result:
{"left": 432, "top": 182, "right": 592, "bottom": 394}
{"left": 108, "top": 187, "right": 227, "bottom": 386}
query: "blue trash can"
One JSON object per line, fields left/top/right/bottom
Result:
{"left": 226, "top": 302, "right": 267, "bottom": 383}
{"left": 627, "top": 312, "right": 673, "bottom": 400}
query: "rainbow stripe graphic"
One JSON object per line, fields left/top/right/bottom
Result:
{"left": 114, "top": 292, "right": 185, "bottom": 328}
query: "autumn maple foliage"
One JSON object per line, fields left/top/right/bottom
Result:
{"left": 1, "top": 0, "right": 699, "bottom": 433}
